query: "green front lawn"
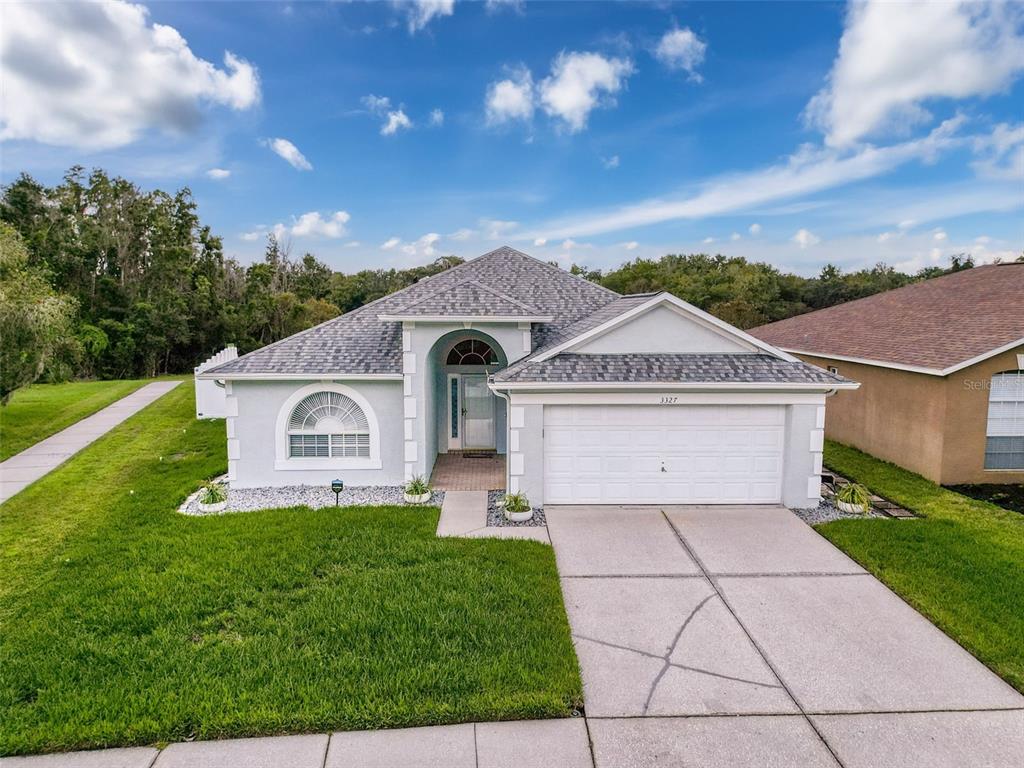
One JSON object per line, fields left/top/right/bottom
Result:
{"left": 818, "top": 440, "right": 1024, "bottom": 693}
{"left": 0, "top": 383, "right": 582, "bottom": 756}
{"left": 1, "top": 379, "right": 150, "bottom": 460}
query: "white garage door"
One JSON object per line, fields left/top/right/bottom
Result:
{"left": 544, "top": 405, "right": 784, "bottom": 505}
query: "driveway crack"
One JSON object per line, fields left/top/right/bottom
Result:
{"left": 642, "top": 594, "right": 716, "bottom": 714}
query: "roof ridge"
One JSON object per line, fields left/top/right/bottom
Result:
{"left": 391, "top": 276, "right": 543, "bottom": 314}
{"left": 487, "top": 245, "right": 622, "bottom": 298}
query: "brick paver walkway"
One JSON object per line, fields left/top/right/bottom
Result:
{"left": 429, "top": 452, "right": 505, "bottom": 490}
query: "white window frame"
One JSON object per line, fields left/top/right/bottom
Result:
{"left": 275, "top": 383, "right": 382, "bottom": 471}
{"left": 985, "top": 371, "right": 1024, "bottom": 471}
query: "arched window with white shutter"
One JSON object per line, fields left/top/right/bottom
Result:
{"left": 288, "top": 391, "right": 370, "bottom": 458}
{"left": 985, "top": 371, "right": 1024, "bottom": 470}
{"left": 275, "top": 383, "right": 381, "bottom": 470}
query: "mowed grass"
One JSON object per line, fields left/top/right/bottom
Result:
{"left": 1, "top": 379, "right": 150, "bottom": 460}
{"left": 0, "top": 383, "right": 582, "bottom": 756}
{"left": 818, "top": 440, "right": 1024, "bottom": 693}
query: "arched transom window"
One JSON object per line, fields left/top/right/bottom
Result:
{"left": 986, "top": 371, "right": 1024, "bottom": 470}
{"left": 446, "top": 339, "right": 497, "bottom": 365}
{"left": 288, "top": 391, "right": 370, "bottom": 458}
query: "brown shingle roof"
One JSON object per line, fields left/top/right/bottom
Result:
{"left": 750, "top": 264, "right": 1024, "bottom": 372}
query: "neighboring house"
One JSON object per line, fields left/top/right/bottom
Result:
{"left": 752, "top": 263, "right": 1024, "bottom": 486}
{"left": 198, "top": 247, "right": 855, "bottom": 508}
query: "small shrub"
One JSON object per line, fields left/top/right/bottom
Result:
{"left": 835, "top": 482, "right": 871, "bottom": 513}
{"left": 200, "top": 482, "right": 227, "bottom": 505}
{"left": 501, "top": 492, "right": 531, "bottom": 514}
{"left": 405, "top": 476, "right": 430, "bottom": 496}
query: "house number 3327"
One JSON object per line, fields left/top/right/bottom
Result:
{"left": 659, "top": 396, "right": 678, "bottom": 404}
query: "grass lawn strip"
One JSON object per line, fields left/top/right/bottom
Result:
{"left": 1, "top": 379, "right": 151, "bottom": 461}
{"left": 818, "top": 440, "right": 1024, "bottom": 694}
{"left": 0, "top": 383, "right": 582, "bottom": 756}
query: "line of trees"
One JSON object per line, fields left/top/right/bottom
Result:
{"left": 0, "top": 166, "right": 999, "bottom": 402}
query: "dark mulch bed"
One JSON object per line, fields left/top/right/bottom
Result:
{"left": 945, "top": 484, "right": 1024, "bottom": 515}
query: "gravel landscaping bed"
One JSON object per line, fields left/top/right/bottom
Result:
{"left": 486, "top": 490, "right": 546, "bottom": 527}
{"left": 793, "top": 499, "right": 886, "bottom": 525}
{"left": 180, "top": 484, "right": 444, "bottom": 516}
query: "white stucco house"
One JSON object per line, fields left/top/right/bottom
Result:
{"left": 197, "top": 247, "right": 857, "bottom": 508}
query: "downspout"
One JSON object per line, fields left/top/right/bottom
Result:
{"left": 490, "top": 379, "right": 513, "bottom": 495}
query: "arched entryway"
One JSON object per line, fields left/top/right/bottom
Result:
{"left": 425, "top": 330, "right": 509, "bottom": 490}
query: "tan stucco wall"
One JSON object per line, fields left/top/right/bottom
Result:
{"left": 798, "top": 348, "right": 1024, "bottom": 485}
{"left": 940, "top": 347, "right": 1024, "bottom": 485}
{"left": 800, "top": 355, "right": 948, "bottom": 481}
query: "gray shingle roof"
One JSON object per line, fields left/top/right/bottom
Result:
{"left": 205, "top": 246, "right": 617, "bottom": 376}
{"left": 385, "top": 279, "right": 546, "bottom": 317}
{"left": 492, "top": 353, "right": 852, "bottom": 385}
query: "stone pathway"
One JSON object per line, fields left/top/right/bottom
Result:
{"left": 436, "top": 489, "right": 549, "bottom": 542}
{"left": 0, "top": 381, "right": 181, "bottom": 504}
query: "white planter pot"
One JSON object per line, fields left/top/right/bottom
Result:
{"left": 836, "top": 500, "right": 865, "bottom": 514}
{"left": 404, "top": 491, "right": 431, "bottom": 504}
{"left": 198, "top": 500, "right": 227, "bottom": 513}
{"left": 504, "top": 507, "right": 534, "bottom": 522}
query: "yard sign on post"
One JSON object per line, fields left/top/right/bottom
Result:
{"left": 194, "top": 346, "right": 238, "bottom": 419}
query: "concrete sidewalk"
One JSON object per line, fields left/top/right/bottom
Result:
{"left": 0, "top": 381, "right": 181, "bottom": 504}
{"left": 0, "top": 719, "right": 594, "bottom": 768}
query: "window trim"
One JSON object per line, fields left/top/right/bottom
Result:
{"left": 275, "top": 383, "right": 382, "bottom": 471}
{"left": 984, "top": 370, "right": 1024, "bottom": 471}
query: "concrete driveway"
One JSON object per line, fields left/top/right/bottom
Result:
{"left": 547, "top": 505, "right": 1024, "bottom": 768}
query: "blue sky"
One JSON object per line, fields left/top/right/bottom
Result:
{"left": 2, "top": 0, "right": 1022, "bottom": 275}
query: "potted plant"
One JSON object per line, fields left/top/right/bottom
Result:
{"left": 835, "top": 482, "right": 871, "bottom": 514}
{"left": 501, "top": 492, "right": 533, "bottom": 522}
{"left": 197, "top": 482, "right": 228, "bottom": 513}
{"left": 403, "top": 476, "right": 432, "bottom": 504}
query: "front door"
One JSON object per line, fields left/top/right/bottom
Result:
{"left": 462, "top": 374, "right": 495, "bottom": 449}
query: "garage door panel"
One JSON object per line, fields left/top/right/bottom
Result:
{"left": 544, "top": 405, "right": 784, "bottom": 505}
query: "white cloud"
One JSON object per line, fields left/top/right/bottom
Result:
{"left": 702, "top": 237, "right": 715, "bottom": 244}
{"left": 730, "top": 232, "right": 742, "bottom": 241}
{"left": 361, "top": 94, "right": 413, "bottom": 135}
{"left": 381, "top": 237, "right": 401, "bottom": 250}
{"left": 485, "top": 67, "right": 535, "bottom": 125}
{"left": 971, "top": 122, "right": 1024, "bottom": 180}
{"left": 748, "top": 223, "right": 762, "bottom": 235}
{"left": 792, "top": 228, "right": 821, "bottom": 249}
{"left": 561, "top": 238, "right": 580, "bottom": 251}
{"left": 806, "top": 1, "right": 1024, "bottom": 147}
{"left": 240, "top": 230, "right": 262, "bottom": 242}
{"left": 522, "top": 117, "right": 969, "bottom": 240}
{"left": 290, "top": 211, "right": 351, "bottom": 239}
{"left": 539, "top": 52, "right": 634, "bottom": 133}
{"left": 400, "top": 232, "right": 442, "bottom": 257}
{"left": 653, "top": 27, "right": 707, "bottom": 79}
{"left": 602, "top": 155, "right": 620, "bottom": 169}
{"left": 485, "top": 0, "right": 525, "bottom": 14}
{"left": 933, "top": 229, "right": 948, "bottom": 241}
{"left": 0, "top": 0, "right": 260, "bottom": 150}
{"left": 533, "top": 237, "right": 548, "bottom": 246}
{"left": 481, "top": 218, "right": 519, "bottom": 240}
{"left": 345, "top": 241, "right": 361, "bottom": 248}
{"left": 898, "top": 219, "right": 916, "bottom": 230}
{"left": 624, "top": 241, "right": 639, "bottom": 250}
{"left": 450, "top": 228, "right": 474, "bottom": 241}
{"left": 403, "top": 0, "right": 455, "bottom": 34}
{"left": 381, "top": 109, "right": 413, "bottom": 136}
{"left": 361, "top": 94, "right": 392, "bottom": 113}
{"left": 206, "top": 168, "right": 231, "bottom": 180}
{"left": 429, "top": 108, "right": 445, "bottom": 126}
{"left": 266, "top": 138, "right": 312, "bottom": 170}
